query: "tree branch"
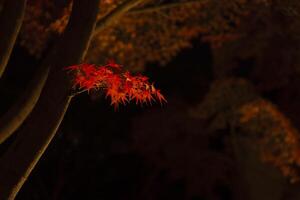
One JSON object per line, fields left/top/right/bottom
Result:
{"left": 128, "top": 0, "right": 205, "bottom": 15}
{"left": 0, "top": 0, "right": 27, "bottom": 78}
{"left": 94, "top": 0, "right": 146, "bottom": 36}
{"left": 0, "top": 65, "right": 50, "bottom": 144}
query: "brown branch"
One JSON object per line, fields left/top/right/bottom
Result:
{"left": 128, "top": 0, "right": 205, "bottom": 15}
{"left": 0, "top": 65, "right": 50, "bottom": 144}
{"left": 0, "top": 0, "right": 27, "bottom": 78}
{"left": 94, "top": 0, "right": 146, "bottom": 36}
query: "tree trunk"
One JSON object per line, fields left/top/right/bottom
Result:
{"left": 0, "top": 0, "right": 100, "bottom": 199}
{"left": 0, "top": 64, "right": 49, "bottom": 144}
{"left": 0, "top": 0, "right": 27, "bottom": 78}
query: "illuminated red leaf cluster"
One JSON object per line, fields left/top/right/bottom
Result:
{"left": 65, "top": 61, "right": 166, "bottom": 108}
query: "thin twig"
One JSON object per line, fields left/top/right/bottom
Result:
{"left": 94, "top": 0, "right": 146, "bottom": 35}
{"left": 128, "top": 0, "right": 205, "bottom": 15}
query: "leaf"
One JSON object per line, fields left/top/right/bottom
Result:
{"left": 65, "top": 60, "right": 166, "bottom": 109}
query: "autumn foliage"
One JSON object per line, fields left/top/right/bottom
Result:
{"left": 21, "top": 0, "right": 269, "bottom": 71}
{"left": 240, "top": 99, "right": 300, "bottom": 183}
{"left": 65, "top": 61, "right": 166, "bottom": 108}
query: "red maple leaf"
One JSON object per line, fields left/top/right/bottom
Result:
{"left": 65, "top": 61, "right": 167, "bottom": 109}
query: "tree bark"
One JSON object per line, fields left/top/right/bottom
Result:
{"left": 0, "top": 0, "right": 100, "bottom": 199}
{"left": 0, "top": 0, "right": 27, "bottom": 78}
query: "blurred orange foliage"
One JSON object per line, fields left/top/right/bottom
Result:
{"left": 240, "top": 100, "right": 300, "bottom": 183}
{"left": 193, "top": 78, "right": 300, "bottom": 183}
{"left": 19, "top": 0, "right": 273, "bottom": 70}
